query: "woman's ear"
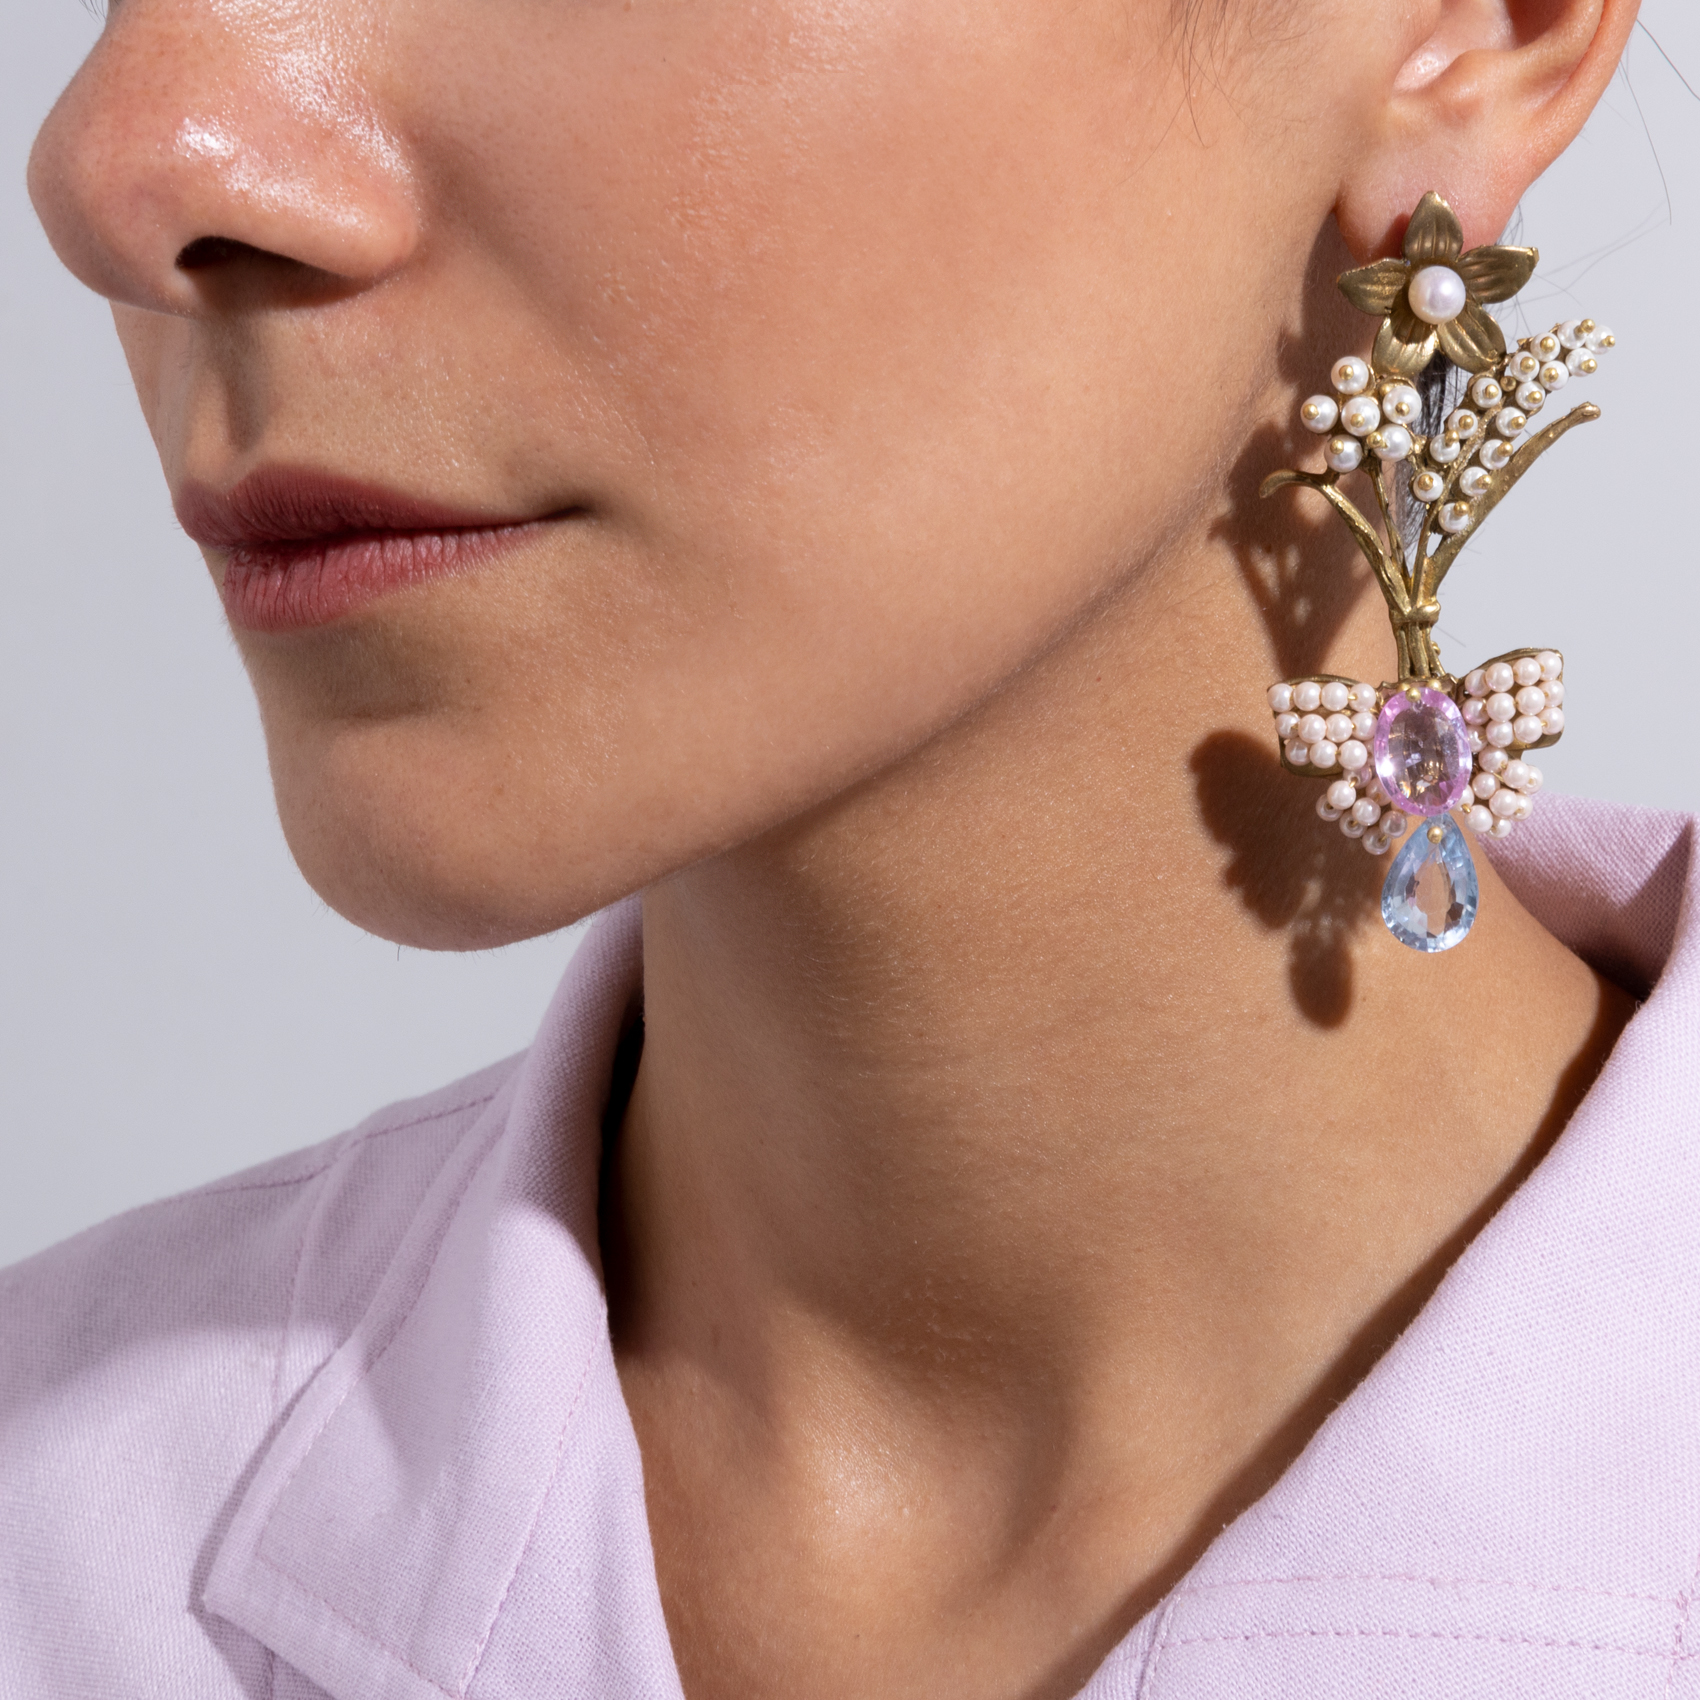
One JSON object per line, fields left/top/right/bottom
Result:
{"left": 1336, "top": 0, "right": 1641, "bottom": 259}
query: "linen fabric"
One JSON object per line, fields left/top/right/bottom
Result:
{"left": 1, "top": 793, "right": 1696, "bottom": 1700}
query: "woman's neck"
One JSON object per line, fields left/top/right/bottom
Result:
{"left": 603, "top": 514, "right": 1633, "bottom": 1700}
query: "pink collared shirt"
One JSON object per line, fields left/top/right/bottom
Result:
{"left": 3, "top": 794, "right": 1698, "bottom": 1699}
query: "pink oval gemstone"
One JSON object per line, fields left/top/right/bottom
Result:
{"left": 1372, "top": 687, "right": 1473, "bottom": 817}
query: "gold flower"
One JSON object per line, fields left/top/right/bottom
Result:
{"left": 1338, "top": 192, "right": 1538, "bottom": 377}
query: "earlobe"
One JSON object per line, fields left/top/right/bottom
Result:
{"left": 1336, "top": 0, "right": 1640, "bottom": 262}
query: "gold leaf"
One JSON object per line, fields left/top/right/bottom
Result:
{"left": 1436, "top": 299, "right": 1506, "bottom": 371}
{"left": 1338, "top": 259, "right": 1409, "bottom": 317}
{"left": 1373, "top": 299, "right": 1439, "bottom": 378}
{"left": 1456, "top": 244, "right": 1539, "bottom": 303}
{"left": 1402, "top": 192, "right": 1465, "bottom": 266}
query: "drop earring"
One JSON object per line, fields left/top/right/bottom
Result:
{"left": 1262, "top": 191, "right": 1614, "bottom": 953}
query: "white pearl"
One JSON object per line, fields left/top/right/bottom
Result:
{"left": 1484, "top": 661, "right": 1515, "bottom": 693}
{"left": 1439, "top": 502, "right": 1473, "bottom": 534}
{"left": 1298, "top": 713, "right": 1327, "bottom": 743}
{"left": 1472, "top": 772, "right": 1498, "bottom": 799}
{"left": 1478, "top": 439, "right": 1512, "bottom": 470}
{"left": 1294, "top": 680, "right": 1322, "bottom": 711}
{"left": 1338, "top": 738, "right": 1368, "bottom": 771}
{"left": 1385, "top": 812, "right": 1409, "bottom": 837}
{"left": 1490, "top": 788, "right": 1520, "bottom": 818}
{"left": 1512, "top": 656, "right": 1542, "bottom": 686}
{"left": 1381, "top": 384, "right": 1422, "bottom": 424}
{"left": 1490, "top": 817, "right": 1516, "bottom": 839}
{"left": 1430, "top": 432, "right": 1463, "bottom": 465}
{"left": 1469, "top": 375, "right": 1504, "bottom": 409}
{"left": 1513, "top": 714, "right": 1545, "bottom": 746}
{"left": 1540, "top": 360, "right": 1569, "bottom": 390}
{"left": 1468, "top": 727, "right": 1485, "bottom": 752}
{"left": 1502, "top": 759, "right": 1531, "bottom": 791}
{"left": 1340, "top": 815, "right": 1366, "bottom": 838}
{"left": 1311, "top": 740, "right": 1339, "bottom": 770}
{"left": 1491, "top": 408, "right": 1527, "bottom": 438}
{"left": 1466, "top": 804, "right": 1494, "bottom": 834}
{"left": 1538, "top": 650, "right": 1562, "bottom": 680}
{"left": 1446, "top": 408, "right": 1480, "bottom": 437}
{"left": 1515, "top": 685, "right": 1547, "bottom": 715}
{"left": 1540, "top": 706, "right": 1566, "bottom": 735}
{"left": 1459, "top": 466, "right": 1493, "bottom": 499}
{"left": 1521, "top": 764, "right": 1543, "bottom": 793}
{"left": 1506, "top": 351, "right": 1541, "bottom": 382}
{"left": 1363, "top": 831, "right": 1392, "bottom": 856}
{"left": 1268, "top": 683, "right": 1294, "bottom": 713}
{"left": 1300, "top": 395, "right": 1340, "bottom": 433}
{"left": 1286, "top": 738, "right": 1310, "bottom": 765}
{"left": 1408, "top": 265, "right": 1467, "bottom": 324}
{"left": 1544, "top": 679, "right": 1565, "bottom": 706}
{"left": 1587, "top": 325, "right": 1615, "bottom": 350}
{"left": 1559, "top": 319, "right": 1586, "bottom": 349}
{"left": 1478, "top": 747, "right": 1509, "bottom": 774}
{"left": 1340, "top": 395, "right": 1381, "bottom": 437}
{"left": 1516, "top": 382, "right": 1545, "bottom": 414}
{"left": 1349, "top": 682, "right": 1378, "bottom": 711}
{"left": 1514, "top": 792, "right": 1535, "bottom": 820}
{"left": 1566, "top": 347, "right": 1598, "bottom": 376}
{"left": 1486, "top": 721, "right": 1514, "bottom": 748}
{"left": 1352, "top": 798, "right": 1382, "bottom": 826}
{"left": 1464, "top": 668, "right": 1488, "bottom": 698}
{"left": 1331, "top": 357, "right": 1371, "bottom": 396}
{"left": 1534, "top": 331, "right": 1561, "bottom": 358}
{"left": 1320, "top": 681, "right": 1350, "bottom": 712}
{"left": 1275, "top": 712, "right": 1299, "bottom": 738}
{"left": 1326, "top": 435, "right": 1364, "bottom": 473}
{"left": 1327, "top": 779, "right": 1358, "bottom": 811}
{"left": 1351, "top": 710, "right": 1376, "bottom": 739}
{"left": 1370, "top": 425, "right": 1413, "bottom": 462}
{"left": 1316, "top": 794, "right": 1342, "bottom": 821}
{"left": 1462, "top": 698, "right": 1488, "bottom": 726}
{"left": 1325, "top": 712, "right": 1354, "bottom": 743}
{"left": 1485, "top": 692, "right": 1516, "bottom": 722}
{"left": 1411, "top": 469, "right": 1444, "bottom": 502}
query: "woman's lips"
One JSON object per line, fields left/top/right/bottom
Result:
{"left": 175, "top": 467, "right": 558, "bottom": 633}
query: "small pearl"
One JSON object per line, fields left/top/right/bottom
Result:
{"left": 1472, "top": 772, "right": 1499, "bottom": 799}
{"left": 1468, "top": 727, "right": 1485, "bottom": 753}
{"left": 1478, "top": 439, "right": 1512, "bottom": 470}
{"left": 1446, "top": 408, "right": 1480, "bottom": 438}
{"left": 1439, "top": 502, "right": 1473, "bottom": 534}
{"left": 1294, "top": 680, "right": 1323, "bottom": 712}
{"left": 1341, "top": 815, "right": 1366, "bottom": 839}
{"left": 1352, "top": 797, "right": 1382, "bottom": 827}
{"left": 1540, "top": 360, "right": 1570, "bottom": 390}
{"left": 1540, "top": 706, "right": 1566, "bottom": 735}
{"left": 1327, "top": 779, "right": 1358, "bottom": 811}
{"left": 1478, "top": 747, "right": 1509, "bottom": 774}
{"left": 1534, "top": 332, "right": 1562, "bottom": 360}
{"left": 1514, "top": 793, "right": 1535, "bottom": 820}
{"left": 1485, "top": 692, "right": 1516, "bottom": 722}
{"left": 1515, "top": 685, "right": 1547, "bottom": 715}
{"left": 1513, "top": 714, "right": 1545, "bottom": 746}
{"left": 1464, "top": 668, "right": 1488, "bottom": 698}
{"left": 1469, "top": 376, "right": 1504, "bottom": 410}
{"left": 1369, "top": 425, "right": 1413, "bottom": 462}
{"left": 1341, "top": 395, "right": 1381, "bottom": 437}
{"left": 1408, "top": 264, "right": 1468, "bottom": 324}
{"left": 1363, "top": 831, "right": 1392, "bottom": 856}
{"left": 1298, "top": 713, "right": 1327, "bottom": 744}
{"left": 1490, "top": 788, "right": 1520, "bottom": 818}
{"left": 1411, "top": 469, "right": 1444, "bottom": 502}
{"left": 1506, "top": 351, "right": 1541, "bottom": 382}
{"left": 1486, "top": 721, "right": 1514, "bottom": 748}
{"left": 1348, "top": 683, "right": 1378, "bottom": 711}
{"left": 1491, "top": 408, "right": 1527, "bottom": 439}
{"left": 1325, "top": 712, "right": 1354, "bottom": 743}
{"left": 1516, "top": 382, "right": 1545, "bottom": 413}
{"left": 1384, "top": 812, "right": 1409, "bottom": 838}
{"left": 1286, "top": 738, "right": 1310, "bottom": 765}
{"left": 1429, "top": 432, "right": 1463, "bottom": 465}
{"left": 1317, "top": 795, "right": 1342, "bottom": 821}
{"left": 1484, "top": 661, "right": 1514, "bottom": 692}
{"left": 1275, "top": 712, "right": 1299, "bottom": 738}
{"left": 1300, "top": 395, "right": 1340, "bottom": 434}
{"left": 1311, "top": 740, "right": 1339, "bottom": 770}
{"left": 1544, "top": 679, "right": 1565, "bottom": 707}
{"left": 1338, "top": 738, "right": 1368, "bottom": 771}
{"left": 1490, "top": 817, "right": 1516, "bottom": 839}
{"left": 1566, "top": 347, "right": 1598, "bottom": 376}
{"left": 1381, "top": 384, "right": 1422, "bottom": 424}
{"left": 1522, "top": 764, "right": 1543, "bottom": 793}
{"left": 1538, "top": 651, "right": 1562, "bottom": 680}
{"left": 1351, "top": 711, "right": 1376, "bottom": 740}
{"left": 1268, "top": 683, "right": 1294, "bottom": 713}
{"left": 1320, "top": 681, "right": 1350, "bottom": 712}
{"left": 1587, "top": 325, "right": 1615, "bottom": 350}
{"left": 1559, "top": 319, "right": 1586, "bottom": 349}
{"left": 1331, "top": 357, "right": 1371, "bottom": 396}
{"left": 1326, "top": 435, "right": 1364, "bottom": 473}
{"left": 1466, "top": 804, "right": 1494, "bottom": 834}
{"left": 1462, "top": 698, "right": 1488, "bottom": 726}
{"left": 1502, "top": 759, "right": 1531, "bottom": 791}
{"left": 1458, "top": 466, "right": 1493, "bottom": 499}
{"left": 1512, "top": 657, "right": 1542, "bottom": 687}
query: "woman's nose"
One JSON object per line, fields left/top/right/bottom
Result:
{"left": 27, "top": 0, "right": 419, "bottom": 315}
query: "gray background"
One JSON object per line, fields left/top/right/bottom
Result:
{"left": 3, "top": 7, "right": 1697, "bottom": 1267}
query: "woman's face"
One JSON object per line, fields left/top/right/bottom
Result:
{"left": 31, "top": 0, "right": 1370, "bottom": 947}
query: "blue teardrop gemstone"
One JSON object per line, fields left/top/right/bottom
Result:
{"left": 1381, "top": 815, "right": 1479, "bottom": 952}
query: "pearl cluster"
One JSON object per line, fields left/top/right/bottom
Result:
{"left": 1266, "top": 678, "right": 1411, "bottom": 856}
{"left": 1457, "top": 651, "right": 1563, "bottom": 840}
{"left": 1296, "top": 319, "right": 1615, "bottom": 531}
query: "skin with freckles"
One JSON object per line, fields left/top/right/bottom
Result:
{"left": 30, "top": 0, "right": 1641, "bottom": 1694}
